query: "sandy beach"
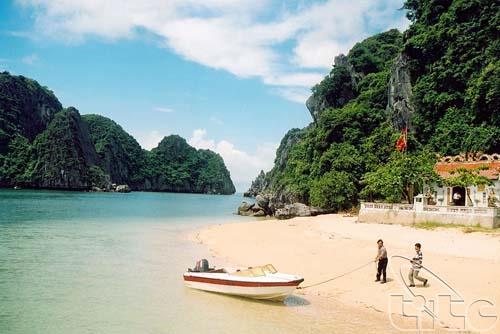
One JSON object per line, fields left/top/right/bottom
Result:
{"left": 192, "top": 214, "right": 500, "bottom": 333}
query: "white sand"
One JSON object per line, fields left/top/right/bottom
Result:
{"left": 192, "top": 214, "right": 500, "bottom": 333}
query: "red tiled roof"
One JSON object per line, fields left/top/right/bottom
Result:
{"left": 435, "top": 161, "right": 500, "bottom": 180}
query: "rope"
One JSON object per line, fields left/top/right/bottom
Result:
{"left": 297, "top": 260, "right": 374, "bottom": 289}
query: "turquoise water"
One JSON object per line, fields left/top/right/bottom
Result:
{"left": 0, "top": 189, "right": 248, "bottom": 225}
{"left": 0, "top": 189, "right": 384, "bottom": 334}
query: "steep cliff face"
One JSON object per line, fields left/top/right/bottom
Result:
{"left": 244, "top": 170, "right": 266, "bottom": 197}
{"left": 195, "top": 149, "right": 236, "bottom": 195}
{"left": 306, "top": 55, "right": 357, "bottom": 122}
{"left": 0, "top": 72, "right": 62, "bottom": 154}
{"left": 306, "top": 29, "right": 403, "bottom": 123}
{"left": 387, "top": 53, "right": 414, "bottom": 130}
{"left": 245, "top": 128, "right": 307, "bottom": 209}
{"left": 28, "top": 108, "right": 102, "bottom": 189}
{"left": 83, "top": 114, "right": 146, "bottom": 187}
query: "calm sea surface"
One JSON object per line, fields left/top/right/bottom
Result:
{"left": 0, "top": 189, "right": 387, "bottom": 334}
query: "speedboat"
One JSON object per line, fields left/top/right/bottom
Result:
{"left": 183, "top": 259, "right": 304, "bottom": 301}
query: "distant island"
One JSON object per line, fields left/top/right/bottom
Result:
{"left": 0, "top": 72, "right": 235, "bottom": 194}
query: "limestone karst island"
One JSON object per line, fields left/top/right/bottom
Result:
{"left": 1, "top": 1, "right": 499, "bottom": 333}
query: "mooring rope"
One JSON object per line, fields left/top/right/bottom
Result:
{"left": 297, "top": 260, "right": 374, "bottom": 289}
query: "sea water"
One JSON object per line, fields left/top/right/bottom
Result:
{"left": 0, "top": 189, "right": 392, "bottom": 334}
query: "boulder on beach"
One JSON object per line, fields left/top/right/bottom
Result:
{"left": 275, "top": 203, "right": 327, "bottom": 220}
{"left": 237, "top": 201, "right": 254, "bottom": 215}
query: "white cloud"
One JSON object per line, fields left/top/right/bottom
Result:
{"left": 153, "top": 106, "right": 174, "bottom": 113}
{"left": 133, "top": 130, "right": 166, "bottom": 150}
{"left": 16, "top": 0, "right": 410, "bottom": 103}
{"left": 188, "top": 129, "right": 276, "bottom": 191}
{"left": 21, "top": 53, "right": 38, "bottom": 65}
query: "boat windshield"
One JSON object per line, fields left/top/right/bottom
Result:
{"left": 232, "top": 264, "right": 278, "bottom": 277}
{"left": 263, "top": 264, "right": 277, "bottom": 274}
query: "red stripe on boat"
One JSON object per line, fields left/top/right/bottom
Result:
{"left": 184, "top": 275, "right": 304, "bottom": 287}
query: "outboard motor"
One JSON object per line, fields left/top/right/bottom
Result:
{"left": 189, "top": 259, "right": 210, "bottom": 272}
{"left": 200, "top": 259, "right": 209, "bottom": 272}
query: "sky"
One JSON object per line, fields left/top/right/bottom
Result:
{"left": 0, "top": 0, "right": 409, "bottom": 191}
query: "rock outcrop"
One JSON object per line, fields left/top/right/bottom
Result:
{"left": 0, "top": 72, "right": 62, "bottom": 154}
{"left": 274, "top": 203, "right": 328, "bottom": 220}
{"left": 115, "top": 184, "right": 131, "bottom": 193}
{"left": 237, "top": 194, "right": 274, "bottom": 217}
{"left": 306, "top": 54, "right": 358, "bottom": 122}
{"left": 387, "top": 53, "right": 414, "bottom": 130}
{"left": 83, "top": 114, "right": 146, "bottom": 188}
{"left": 28, "top": 107, "right": 103, "bottom": 189}
{"left": 244, "top": 170, "right": 266, "bottom": 197}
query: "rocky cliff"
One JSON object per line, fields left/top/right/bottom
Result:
{"left": 83, "top": 114, "right": 146, "bottom": 188}
{"left": 0, "top": 72, "right": 62, "bottom": 154}
{"left": 387, "top": 53, "right": 414, "bottom": 130}
{"left": 28, "top": 108, "right": 102, "bottom": 189}
{"left": 243, "top": 0, "right": 499, "bottom": 218}
{"left": 243, "top": 29, "right": 404, "bottom": 217}
{"left": 0, "top": 73, "right": 236, "bottom": 194}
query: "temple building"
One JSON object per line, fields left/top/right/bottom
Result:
{"left": 426, "top": 153, "right": 499, "bottom": 208}
{"left": 359, "top": 153, "right": 499, "bottom": 228}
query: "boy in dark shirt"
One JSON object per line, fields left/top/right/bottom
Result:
{"left": 374, "top": 239, "right": 388, "bottom": 284}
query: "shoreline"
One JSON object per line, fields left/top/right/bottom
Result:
{"left": 190, "top": 214, "right": 500, "bottom": 333}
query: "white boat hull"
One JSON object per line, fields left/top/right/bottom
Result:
{"left": 183, "top": 270, "right": 304, "bottom": 302}
{"left": 184, "top": 280, "right": 298, "bottom": 301}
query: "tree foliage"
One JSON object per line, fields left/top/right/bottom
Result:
{"left": 360, "top": 151, "right": 440, "bottom": 203}
{"left": 404, "top": 0, "right": 500, "bottom": 153}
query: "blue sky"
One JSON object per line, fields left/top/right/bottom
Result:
{"left": 0, "top": 0, "right": 408, "bottom": 191}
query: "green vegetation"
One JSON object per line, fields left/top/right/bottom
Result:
{"left": 0, "top": 74, "right": 235, "bottom": 194}
{"left": 144, "top": 135, "right": 235, "bottom": 194}
{"left": 0, "top": 72, "right": 61, "bottom": 154}
{"left": 255, "top": 0, "right": 499, "bottom": 210}
{"left": 414, "top": 221, "right": 500, "bottom": 234}
{"left": 83, "top": 114, "right": 147, "bottom": 187}
{"left": 404, "top": 0, "right": 500, "bottom": 153}
{"left": 260, "top": 30, "right": 404, "bottom": 209}
{"left": 360, "top": 151, "right": 440, "bottom": 203}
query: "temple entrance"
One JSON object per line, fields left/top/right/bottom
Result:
{"left": 451, "top": 186, "right": 466, "bottom": 206}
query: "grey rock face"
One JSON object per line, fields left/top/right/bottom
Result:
{"left": 255, "top": 194, "right": 269, "bottom": 208}
{"left": 115, "top": 184, "right": 131, "bottom": 193}
{"left": 387, "top": 53, "right": 414, "bottom": 130}
{"left": 29, "top": 108, "right": 101, "bottom": 190}
{"left": 305, "top": 94, "right": 329, "bottom": 124}
{"left": 306, "top": 54, "right": 358, "bottom": 122}
{"left": 244, "top": 170, "right": 266, "bottom": 197}
{"left": 275, "top": 203, "right": 328, "bottom": 220}
{"left": 237, "top": 201, "right": 254, "bottom": 215}
{"left": 274, "top": 203, "right": 311, "bottom": 220}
